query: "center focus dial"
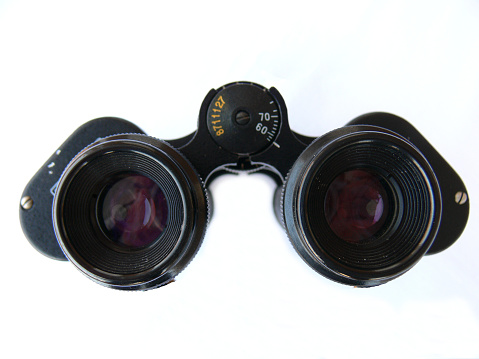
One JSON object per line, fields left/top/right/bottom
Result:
{"left": 206, "top": 82, "right": 281, "bottom": 155}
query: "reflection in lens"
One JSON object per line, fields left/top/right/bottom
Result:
{"left": 324, "top": 170, "right": 388, "bottom": 243}
{"left": 100, "top": 175, "right": 168, "bottom": 249}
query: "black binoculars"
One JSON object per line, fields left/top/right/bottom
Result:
{"left": 20, "top": 82, "right": 469, "bottom": 290}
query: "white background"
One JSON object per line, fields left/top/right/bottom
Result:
{"left": 1, "top": 1, "right": 478, "bottom": 358}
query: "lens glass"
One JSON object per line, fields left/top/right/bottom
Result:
{"left": 99, "top": 174, "right": 168, "bottom": 249}
{"left": 324, "top": 169, "right": 389, "bottom": 243}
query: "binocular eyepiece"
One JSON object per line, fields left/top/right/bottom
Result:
{"left": 19, "top": 82, "right": 469, "bottom": 290}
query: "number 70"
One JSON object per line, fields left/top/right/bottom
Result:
{"left": 259, "top": 113, "right": 270, "bottom": 121}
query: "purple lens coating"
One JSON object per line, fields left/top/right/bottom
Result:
{"left": 324, "top": 170, "right": 388, "bottom": 243}
{"left": 100, "top": 175, "right": 168, "bottom": 248}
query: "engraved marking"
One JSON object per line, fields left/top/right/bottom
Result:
{"left": 50, "top": 180, "right": 60, "bottom": 196}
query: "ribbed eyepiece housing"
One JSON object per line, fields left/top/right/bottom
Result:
{"left": 282, "top": 126, "right": 441, "bottom": 287}
{"left": 53, "top": 134, "right": 208, "bottom": 290}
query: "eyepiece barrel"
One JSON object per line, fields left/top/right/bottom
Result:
{"left": 53, "top": 134, "right": 208, "bottom": 290}
{"left": 282, "top": 126, "right": 441, "bottom": 287}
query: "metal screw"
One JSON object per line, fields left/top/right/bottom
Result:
{"left": 21, "top": 196, "right": 34, "bottom": 210}
{"left": 235, "top": 110, "right": 250, "bottom": 126}
{"left": 455, "top": 191, "right": 468, "bottom": 205}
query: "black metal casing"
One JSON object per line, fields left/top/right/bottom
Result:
{"left": 19, "top": 82, "right": 469, "bottom": 288}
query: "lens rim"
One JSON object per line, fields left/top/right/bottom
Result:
{"left": 282, "top": 125, "right": 441, "bottom": 287}
{"left": 53, "top": 134, "right": 208, "bottom": 290}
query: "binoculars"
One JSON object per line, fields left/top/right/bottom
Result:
{"left": 19, "top": 82, "right": 469, "bottom": 290}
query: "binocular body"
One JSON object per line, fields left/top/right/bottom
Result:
{"left": 20, "top": 82, "right": 469, "bottom": 290}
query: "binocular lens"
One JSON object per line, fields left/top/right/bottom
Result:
{"left": 53, "top": 134, "right": 208, "bottom": 290}
{"left": 324, "top": 169, "right": 389, "bottom": 244}
{"left": 283, "top": 126, "right": 442, "bottom": 287}
{"left": 98, "top": 174, "right": 169, "bottom": 249}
